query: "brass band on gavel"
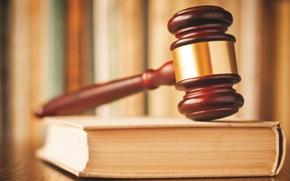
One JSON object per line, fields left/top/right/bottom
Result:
{"left": 172, "top": 41, "right": 237, "bottom": 82}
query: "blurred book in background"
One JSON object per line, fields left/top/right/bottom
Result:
{"left": 0, "top": 0, "right": 289, "bottom": 142}
{"left": 9, "top": 0, "right": 33, "bottom": 142}
{"left": 48, "top": 0, "right": 65, "bottom": 99}
{"left": 28, "top": 0, "right": 51, "bottom": 143}
{"left": 274, "top": 1, "right": 290, "bottom": 135}
{"left": 147, "top": 0, "right": 182, "bottom": 117}
{"left": 93, "top": 0, "right": 145, "bottom": 116}
{"left": 0, "top": 0, "right": 10, "bottom": 135}
{"left": 65, "top": 0, "right": 94, "bottom": 93}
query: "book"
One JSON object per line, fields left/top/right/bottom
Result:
{"left": 37, "top": 117, "right": 286, "bottom": 178}
{"left": 117, "top": 0, "right": 145, "bottom": 116}
{"left": 147, "top": 0, "right": 182, "bottom": 117}
{"left": 93, "top": 0, "right": 145, "bottom": 116}
{"left": 48, "top": 0, "right": 65, "bottom": 99}
{"left": 0, "top": 0, "right": 10, "bottom": 133}
{"left": 65, "top": 0, "right": 94, "bottom": 93}
{"left": 92, "top": 0, "right": 112, "bottom": 116}
{"left": 274, "top": 1, "right": 290, "bottom": 135}
{"left": 81, "top": 0, "right": 95, "bottom": 87}
{"left": 9, "top": 0, "right": 33, "bottom": 141}
{"left": 65, "top": 0, "right": 83, "bottom": 92}
{"left": 29, "top": 0, "right": 57, "bottom": 144}
{"left": 238, "top": 0, "right": 263, "bottom": 119}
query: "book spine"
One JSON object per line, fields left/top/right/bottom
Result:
{"left": 93, "top": 0, "right": 145, "bottom": 116}
{"left": 236, "top": 0, "right": 263, "bottom": 119}
{"left": 82, "top": 0, "right": 95, "bottom": 115}
{"left": 117, "top": 0, "right": 145, "bottom": 116}
{"left": 28, "top": 0, "right": 51, "bottom": 143}
{"left": 82, "top": 0, "right": 95, "bottom": 86}
{"left": 274, "top": 1, "right": 290, "bottom": 134}
{"left": 93, "top": 0, "right": 112, "bottom": 116}
{"left": 65, "top": 0, "right": 85, "bottom": 93}
{"left": 0, "top": 0, "right": 11, "bottom": 134}
{"left": 9, "top": 0, "right": 31, "bottom": 141}
{"left": 48, "top": 0, "right": 65, "bottom": 99}
{"left": 147, "top": 0, "right": 184, "bottom": 117}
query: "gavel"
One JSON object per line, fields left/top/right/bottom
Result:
{"left": 36, "top": 5, "right": 244, "bottom": 121}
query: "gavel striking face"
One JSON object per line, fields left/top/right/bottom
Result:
{"left": 36, "top": 5, "right": 244, "bottom": 121}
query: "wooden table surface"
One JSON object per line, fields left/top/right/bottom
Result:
{"left": 0, "top": 133, "right": 289, "bottom": 181}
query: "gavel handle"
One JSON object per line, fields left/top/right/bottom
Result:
{"left": 35, "top": 61, "right": 175, "bottom": 117}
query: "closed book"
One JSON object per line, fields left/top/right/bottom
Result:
{"left": 37, "top": 117, "right": 286, "bottom": 178}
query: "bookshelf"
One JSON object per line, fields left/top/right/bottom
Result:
{"left": 0, "top": 0, "right": 289, "bottom": 171}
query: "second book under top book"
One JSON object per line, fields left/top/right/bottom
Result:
{"left": 37, "top": 117, "right": 286, "bottom": 178}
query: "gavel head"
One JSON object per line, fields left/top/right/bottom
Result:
{"left": 168, "top": 5, "right": 244, "bottom": 121}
